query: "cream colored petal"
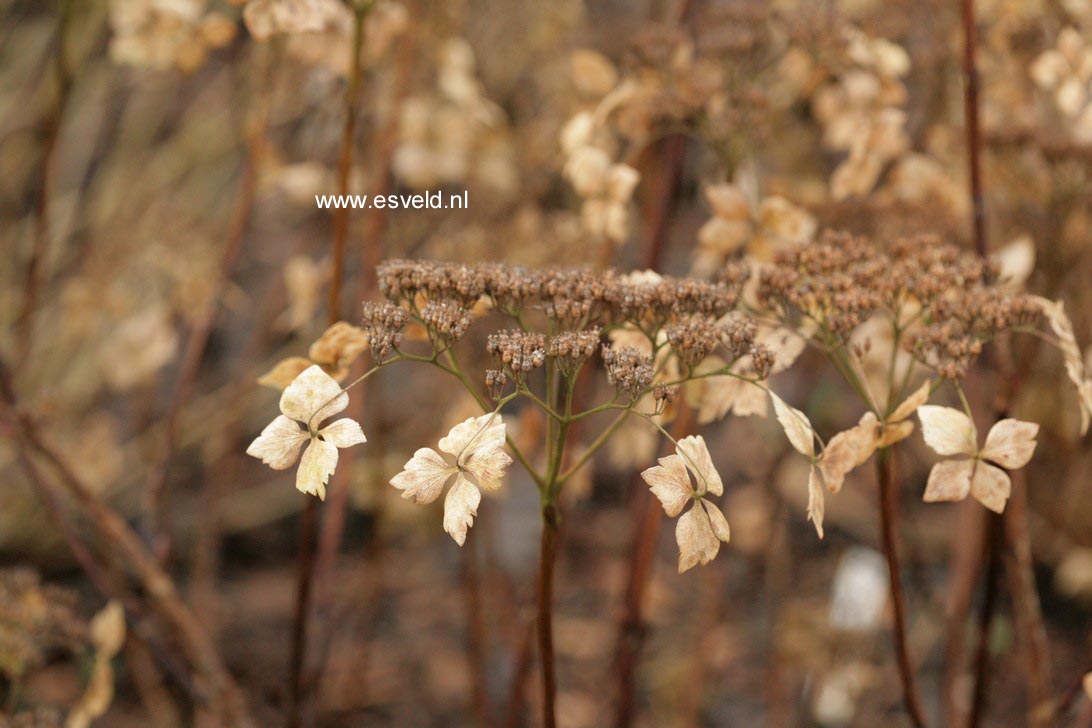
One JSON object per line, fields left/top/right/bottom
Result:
{"left": 918, "top": 405, "right": 977, "bottom": 457}
{"left": 257, "top": 356, "right": 313, "bottom": 390}
{"left": 676, "top": 502, "right": 721, "bottom": 573}
{"left": 702, "top": 499, "right": 731, "bottom": 543}
{"left": 390, "top": 448, "right": 454, "bottom": 505}
{"left": 676, "top": 435, "right": 723, "bottom": 497}
{"left": 771, "top": 391, "right": 815, "bottom": 458}
{"left": 296, "top": 437, "right": 338, "bottom": 500}
{"left": 977, "top": 418, "right": 1037, "bottom": 470}
{"left": 280, "top": 364, "right": 348, "bottom": 426}
{"left": 443, "top": 474, "right": 481, "bottom": 546}
{"left": 320, "top": 418, "right": 367, "bottom": 448}
{"left": 923, "top": 459, "right": 973, "bottom": 503}
{"left": 970, "top": 462, "right": 1011, "bottom": 513}
{"left": 889, "top": 379, "right": 932, "bottom": 423}
{"left": 698, "top": 217, "right": 750, "bottom": 254}
{"left": 439, "top": 414, "right": 506, "bottom": 460}
{"left": 807, "top": 466, "right": 825, "bottom": 539}
{"left": 463, "top": 443, "right": 513, "bottom": 492}
{"left": 246, "top": 415, "right": 309, "bottom": 470}
{"left": 641, "top": 454, "right": 692, "bottom": 517}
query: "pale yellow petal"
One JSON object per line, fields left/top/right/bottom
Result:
{"left": 889, "top": 379, "right": 932, "bottom": 423}
{"left": 676, "top": 435, "right": 723, "bottom": 497}
{"left": 443, "top": 474, "right": 481, "bottom": 546}
{"left": 463, "top": 443, "right": 512, "bottom": 492}
{"left": 246, "top": 415, "right": 309, "bottom": 470}
{"left": 980, "top": 419, "right": 1038, "bottom": 470}
{"left": 771, "top": 391, "right": 815, "bottom": 458}
{"left": 922, "top": 459, "right": 973, "bottom": 503}
{"left": 676, "top": 502, "right": 721, "bottom": 573}
{"left": 439, "top": 414, "right": 505, "bottom": 460}
{"left": 970, "top": 462, "right": 1011, "bottom": 513}
{"left": 320, "top": 418, "right": 367, "bottom": 448}
{"left": 296, "top": 437, "right": 338, "bottom": 500}
{"left": 917, "top": 405, "right": 977, "bottom": 457}
{"left": 641, "top": 454, "right": 692, "bottom": 517}
{"left": 702, "top": 500, "right": 731, "bottom": 543}
{"left": 280, "top": 364, "right": 347, "bottom": 425}
{"left": 390, "top": 448, "right": 454, "bottom": 505}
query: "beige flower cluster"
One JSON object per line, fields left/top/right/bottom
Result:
{"left": 393, "top": 39, "right": 516, "bottom": 193}
{"left": 812, "top": 29, "right": 912, "bottom": 200}
{"left": 108, "top": 0, "right": 236, "bottom": 72}
{"left": 693, "top": 182, "right": 816, "bottom": 276}
{"left": 1031, "top": 27, "right": 1092, "bottom": 144}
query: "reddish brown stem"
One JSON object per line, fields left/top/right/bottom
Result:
{"left": 0, "top": 359, "right": 252, "bottom": 726}
{"left": 462, "top": 533, "right": 491, "bottom": 726}
{"left": 970, "top": 513, "right": 1002, "bottom": 726}
{"left": 16, "top": 0, "right": 74, "bottom": 368}
{"left": 961, "top": 0, "right": 986, "bottom": 258}
{"left": 536, "top": 504, "right": 560, "bottom": 728}
{"left": 613, "top": 405, "right": 694, "bottom": 728}
{"left": 876, "top": 450, "right": 928, "bottom": 727}
{"left": 288, "top": 11, "right": 367, "bottom": 726}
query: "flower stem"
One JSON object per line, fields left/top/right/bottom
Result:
{"left": 536, "top": 500, "right": 560, "bottom": 728}
{"left": 875, "top": 449, "right": 928, "bottom": 727}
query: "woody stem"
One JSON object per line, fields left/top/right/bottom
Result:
{"left": 876, "top": 448, "right": 928, "bottom": 727}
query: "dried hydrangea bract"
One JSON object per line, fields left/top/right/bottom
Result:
{"left": 390, "top": 414, "right": 513, "bottom": 545}
{"left": 918, "top": 406, "right": 1038, "bottom": 513}
{"left": 641, "top": 435, "right": 730, "bottom": 573}
{"left": 246, "top": 365, "right": 366, "bottom": 499}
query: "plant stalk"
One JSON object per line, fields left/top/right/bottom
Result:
{"left": 876, "top": 449, "right": 928, "bottom": 727}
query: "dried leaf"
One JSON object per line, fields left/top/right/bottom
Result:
{"left": 308, "top": 322, "right": 368, "bottom": 368}
{"left": 676, "top": 435, "right": 723, "bottom": 497}
{"left": 807, "top": 466, "right": 825, "bottom": 538}
{"left": 888, "top": 379, "right": 931, "bottom": 423}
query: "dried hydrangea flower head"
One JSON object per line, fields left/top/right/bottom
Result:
{"left": 246, "top": 365, "right": 366, "bottom": 499}
{"left": 390, "top": 414, "right": 512, "bottom": 545}
{"left": 642, "top": 435, "right": 730, "bottom": 573}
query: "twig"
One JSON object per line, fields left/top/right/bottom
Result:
{"left": 143, "top": 79, "right": 264, "bottom": 562}
{"left": 462, "top": 532, "right": 491, "bottom": 726}
{"left": 536, "top": 502, "right": 560, "bottom": 728}
{"left": 969, "top": 513, "right": 1002, "bottom": 726}
{"left": 960, "top": 2, "right": 1053, "bottom": 719}
{"left": 613, "top": 404, "right": 695, "bottom": 728}
{"left": 876, "top": 449, "right": 928, "bottom": 727}
{"left": 15, "top": 0, "right": 74, "bottom": 367}
{"left": 288, "top": 8, "right": 368, "bottom": 726}
{"left": 0, "top": 357, "right": 253, "bottom": 726}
